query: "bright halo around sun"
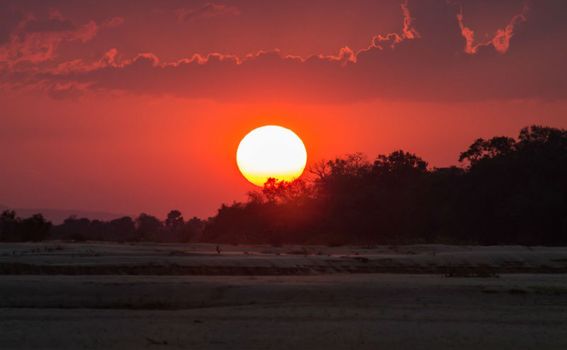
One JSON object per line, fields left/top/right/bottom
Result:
{"left": 237, "top": 125, "right": 307, "bottom": 187}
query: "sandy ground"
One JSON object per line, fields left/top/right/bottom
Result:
{"left": 1, "top": 243, "right": 567, "bottom": 349}
{"left": 1, "top": 242, "right": 567, "bottom": 274}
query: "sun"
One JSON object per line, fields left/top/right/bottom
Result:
{"left": 237, "top": 125, "right": 307, "bottom": 186}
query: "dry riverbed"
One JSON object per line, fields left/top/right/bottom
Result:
{"left": 1, "top": 243, "right": 566, "bottom": 349}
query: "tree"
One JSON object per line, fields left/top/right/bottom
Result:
{"left": 459, "top": 137, "right": 516, "bottom": 165}
{"left": 372, "top": 150, "right": 428, "bottom": 177}
{"left": 1, "top": 211, "right": 51, "bottom": 242}
{"left": 17, "top": 214, "right": 51, "bottom": 241}
{"left": 262, "top": 178, "right": 310, "bottom": 204}
{"left": 165, "top": 210, "right": 184, "bottom": 229}
{"left": 55, "top": 216, "right": 94, "bottom": 241}
{"left": 184, "top": 216, "right": 205, "bottom": 241}
{"left": 0, "top": 210, "right": 17, "bottom": 241}
{"left": 135, "top": 213, "right": 162, "bottom": 240}
{"left": 6, "top": 125, "right": 566, "bottom": 246}
{"left": 163, "top": 210, "right": 192, "bottom": 242}
{"left": 518, "top": 125, "right": 567, "bottom": 145}
{"left": 107, "top": 216, "right": 136, "bottom": 241}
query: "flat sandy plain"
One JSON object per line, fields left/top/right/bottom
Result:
{"left": 1, "top": 243, "right": 567, "bottom": 349}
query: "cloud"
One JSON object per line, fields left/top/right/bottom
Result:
{"left": 0, "top": 21, "right": 97, "bottom": 66}
{"left": 456, "top": 1, "right": 528, "bottom": 54}
{"left": 0, "top": 11, "right": 123, "bottom": 68}
{"left": 21, "top": 15, "right": 76, "bottom": 34}
{"left": 491, "top": 4, "right": 528, "bottom": 53}
{"left": 0, "top": 4, "right": 23, "bottom": 45}
{"left": 371, "top": 0, "right": 420, "bottom": 49}
{"left": 103, "top": 16, "right": 125, "bottom": 29}
{"left": 176, "top": 2, "right": 240, "bottom": 22}
{"left": 2, "top": 0, "right": 567, "bottom": 103}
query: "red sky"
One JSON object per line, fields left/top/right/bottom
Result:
{"left": 1, "top": 0, "right": 567, "bottom": 219}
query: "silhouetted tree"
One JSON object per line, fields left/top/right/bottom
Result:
{"left": 107, "top": 216, "right": 136, "bottom": 241}
{"left": 163, "top": 210, "right": 199, "bottom": 242}
{"left": 202, "top": 125, "right": 567, "bottom": 246}
{"left": 12, "top": 124, "right": 567, "bottom": 246}
{"left": 459, "top": 136, "right": 516, "bottom": 165}
{"left": 0, "top": 210, "right": 18, "bottom": 241}
{"left": 54, "top": 216, "right": 94, "bottom": 241}
{"left": 262, "top": 178, "right": 311, "bottom": 204}
{"left": 165, "top": 210, "right": 184, "bottom": 229}
{"left": 17, "top": 214, "right": 51, "bottom": 241}
{"left": 135, "top": 213, "right": 162, "bottom": 240}
{"left": 373, "top": 150, "right": 428, "bottom": 177}
{"left": 458, "top": 125, "right": 567, "bottom": 245}
{"left": 0, "top": 211, "right": 51, "bottom": 242}
{"left": 184, "top": 216, "right": 206, "bottom": 241}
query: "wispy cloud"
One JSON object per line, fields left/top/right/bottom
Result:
{"left": 371, "top": 0, "right": 420, "bottom": 49}
{"left": 2, "top": 1, "right": 566, "bottom": 103}
{"left": 456, "top": 2, "right": 529, "bottom": 54}
{"left": 176, "top": 2, "right": 240, "bottom": 22}
{"left": 0, "top": 10, "right": 123, "bottom": 68}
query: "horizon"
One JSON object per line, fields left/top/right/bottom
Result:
{"left": 2, "top": 0, "right": 567, "bottom": 218}
{"left": 0, "top": 123, "right": 561, "bottom": 224}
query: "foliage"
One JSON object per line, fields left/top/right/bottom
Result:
{"left": 50, "top": 211, "right": 205, "bottom": 243}
{"left": 203, "top": 126, "right": 567, "bottom": 246}
{"left": 2, "top": 125, "right": 566, "bottom": 246}
{"left": 0, "top": 211, "right": 51, "bottom": 242}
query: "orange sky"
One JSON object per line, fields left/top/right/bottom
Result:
{"left": 1, "top": 0, "right": 567, "bottom": 218}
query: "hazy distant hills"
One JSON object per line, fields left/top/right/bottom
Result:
{"left": 0, "top": 205, "right": 127, "bottom": 225}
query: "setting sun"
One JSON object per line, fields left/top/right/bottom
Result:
{"left": 236, "top": 125, "right": 307, "bottom": 186}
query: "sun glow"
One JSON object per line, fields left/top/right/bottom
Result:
{"left": 237, "top": 125, "right": 307, "bottom": 186}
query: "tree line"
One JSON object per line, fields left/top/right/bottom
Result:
{"left": 1, "top": 125, "right": 566, "bottom": 245}
{"left": 0, "top": 209, "right": 205, "bottom": 243}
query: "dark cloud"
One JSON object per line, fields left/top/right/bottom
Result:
{"left": 22, "top": 17, "right": 76, "bottom": 34}
{"left": 176, "top": 2, "right": 240, "bottom": 22}
{"left": 3, "top": 0, "right": 567, "bottom": 103}
{"left": 0, "top": 9, "right": 123, "bottom": 68}
{"left": 0, "top": 4, "right": 22, "bottom": 44}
